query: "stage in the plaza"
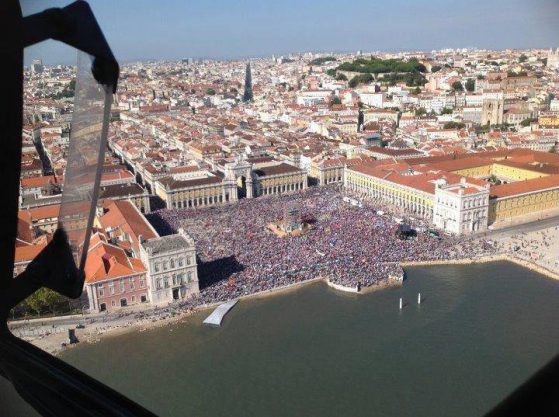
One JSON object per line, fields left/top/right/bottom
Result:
{"left": 266, "top": 203, "right": 311, "bottom": 237}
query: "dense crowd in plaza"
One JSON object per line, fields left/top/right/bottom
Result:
{"left": 148, "top": 186, "right": 498, "bottom": 304}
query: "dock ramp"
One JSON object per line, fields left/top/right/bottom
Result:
{"left": 203, "top": 299, "right": 238, "bottom": 326}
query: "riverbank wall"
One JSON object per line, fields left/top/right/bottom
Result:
{"left": 326, "top": 268, "right": 404, "bottom": 294}
{"left": 43, "top": 254, "right": 557, "bottom": 356}
{"left": 401, "top": 254, "right": 559, "bottom": 281}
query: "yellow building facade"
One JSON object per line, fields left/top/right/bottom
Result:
{"left": 345, "top": 169, "right": 434, "bottom": 219}
{"left": 344, "top": 149, "right": 559, "bottom": 231}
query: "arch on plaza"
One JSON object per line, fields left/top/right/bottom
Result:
{"left": 225, "top": 157, "right": 254, "bottom": 199}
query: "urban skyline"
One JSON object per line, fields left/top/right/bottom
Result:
{"left": 5, "top": 2, "right": 559, "bottom": 415}
{"left": 23, "top": 0, "right": 559, "bottom": 65}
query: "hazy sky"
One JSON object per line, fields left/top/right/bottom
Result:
{"left": 23, "top": 0, "right": 559, "bottom": 65}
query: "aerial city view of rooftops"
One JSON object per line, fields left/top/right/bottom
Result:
{"left": 15, "top": 44, "right": 559, "bottom": 349}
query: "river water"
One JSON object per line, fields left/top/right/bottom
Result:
{"left": 57, "top": 261, "right": 559, "bottom": 417}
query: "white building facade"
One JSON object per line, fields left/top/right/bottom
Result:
{"left": 139, "top": 228, "right": 199, "bottom": 304}
{"left": 433, "top": 179, "right": 490, "bottom": 234}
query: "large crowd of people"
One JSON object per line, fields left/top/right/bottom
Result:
{"left": 147, "top": 186, "right": 497, "bottom": 305}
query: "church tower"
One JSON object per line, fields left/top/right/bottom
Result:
{"left": 243, "top": 62, "right": 253, "bottom": 102}
{"left": 547, "top": 48, "right": 559, "bottom": 69}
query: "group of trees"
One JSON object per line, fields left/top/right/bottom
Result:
{"left": 329, "top": 96, "right": 342, "bottom": 107}
{"left": 443, "top": 121, "right": 466, "bottom": 129}
{"left": 520, "top": 117, "right": 538, "bottom": 127}
{"left": 337, "top": 57, "right": 426, "bottom": 74}
{"left": 451, "top": 79, "right": 475, "bottom": 92}
{"left": 452, "top": 81, "right": 463, "bottom": 91}
{"left": 335, "top": 73, "right": 347, "bottom": 81}
{"left": 507, "top": 70, "right": 528, "bottom": 77}
{"left": 46, "top": 79, "right": 75, "bottom": 100}
{"left": 475, "top": 123, "right": 513, "bottom": 134}
{"left": 329, "top": 57, "right": 428, "bottom": 87}
{"left": 348, "top": 73, "right": 374, "bottom": 88}
{"left": 383, "top": 71, "right": 427, "bottom": 87}
{"left": 13, "top": 288, "right": 76, "bottom": 318}
{"left": 431, "top": 65, "right": 442, "bottom": 73}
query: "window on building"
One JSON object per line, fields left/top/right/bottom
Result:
{"left": 141, "top": 295, "right": 147, "bottom": 303}
{"left": 170, "top": 259, "right": 175, "bottom": 268}
{"left": 164, "top": 277, "right": 170, "bottom": 288}
{"left": 130, "top": 277, "right": 135, "bottom": 289}
{"left": 187, "top": 271, "right": 192, "bottom": 282}
{"left": 156, "top": 278, "right": 162, "bottom": 290}
{"left": 111, "top": 300, "right": 116, "bottom": 307}
{"left": 186, "top": 257, "right": 191, "bottom": 265}
{"left": 140, "top": 277, "right": 145, "bottom": 288}
{"left": 98, "top": 283, "right": 105, "bottom": 297}
{"left": 119, "top": 279, "right": 124, "bottom": 293}
{"left": 178, "top": 258, "right": 184, "bottom": 267}
{"left": 131, "top": 295, "right": 136, "bottom": 303}
{"left": 163, "top": 261, "right": 168, "bottom": 270}
{"left": 154, "top": 262, "right": 160, "bottom": 272}
{"left": 109, "top": 281, "right": 115, "bottom": 295}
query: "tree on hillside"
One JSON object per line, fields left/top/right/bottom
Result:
{"left": 520, "top": 117, "right": 537, "bottom": 127}
{"left": 349, "top": 73, "right": 373, "bottom": 88}
{"left": 507, "top": 70, "right": 528, "bottom": 77}
{"left": 206, "top": 88, "right": 216, "bottom": 95}
{"left": 444, "top": 121, "right": 465, "bottom": 129}
{"left": 519, "top": 54, "right": 528, "bottom": 63}
{"left": 329, "top": 96, "right": 342, "bottom": 107}
{"left": 465, "top": 78, "right": 475, "bottom": 92}
{"left": 452, "top": 81, "right": 463, "bottom": 91}
{"left": 336, "top": 73, "right": 347, "bottom": 81}
{"left": 431, "top": 65, "right": 442, "bottom": 73}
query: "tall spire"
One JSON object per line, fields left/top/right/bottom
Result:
{"left": 243, "top": 62, "right": 253, "bottom": 102}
